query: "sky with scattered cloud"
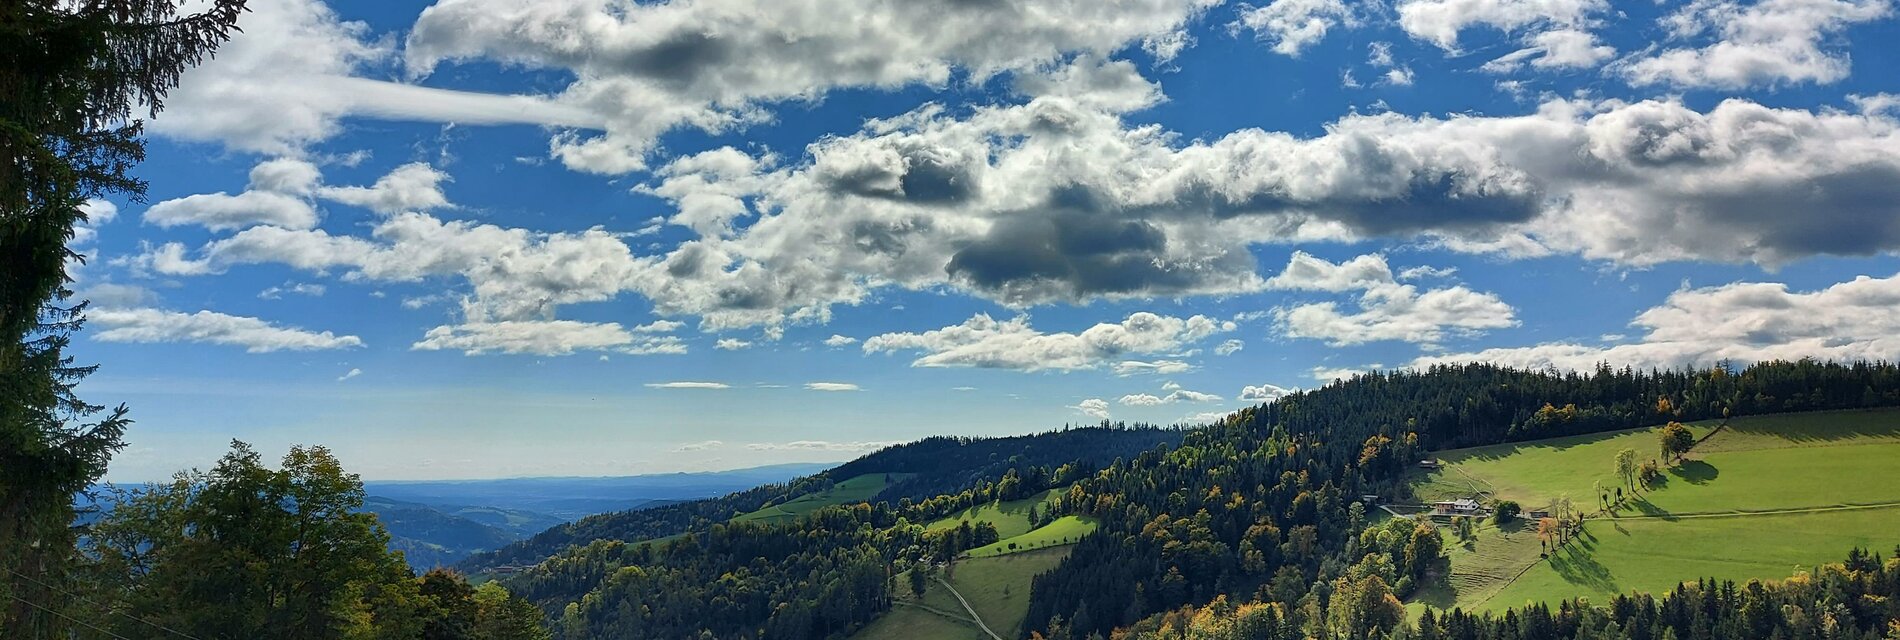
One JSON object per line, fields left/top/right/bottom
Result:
{"left": 74, "top": 0, "right": 1900, "bottom": 480}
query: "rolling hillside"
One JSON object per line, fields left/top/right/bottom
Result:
{"left": 1409, "top": 408, "right": 1900, "bottom": 613}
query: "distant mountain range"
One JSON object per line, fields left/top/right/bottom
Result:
{"left": 356, "top": 462, "right": 834, "bottom": 570}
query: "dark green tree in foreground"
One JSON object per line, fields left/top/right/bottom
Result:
{"left": 85, "top": 442, "right": 550, "bottom": 640}
{"left": 0, "top": 1, "right": 246, "bottom": 634}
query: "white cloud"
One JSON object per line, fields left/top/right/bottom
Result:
{"left": 1178, "top": 409, "right": 1237, "bottom": 424}
{"left": 1266, "top": 252, "right": 1395, "bottom": 291}
{"left": 70, "top": 199, "right": 120, "bottom": 247}
{"left": 1396, "top": 0, "right": 1608, "bottom": 51}
{"left": 1311, "top": 364, "right": 1378, "bottom": 383}
{"left": 154, "top": 0, "right": 594, "bottom": 154}
{"left": 715, "top": 338, "right": 753, "bottom": 350}
{"left": 864, "top": 312, "right": 1232, "bottom": 372}
{"left": 1214, "top": 339, "right": 1245, "bottom": 356}
{"left": 673, "top": 440, "right": 724, "bottom": 452}
{"left": 1070, "top": 398, "right": 1112, "bottom": 420}
{"left": 646, "top": 381, "right": 732, "bottom": 389}
{"left": 1264, "top": 253, "right": 1516, "bottom": 345}
{"left": 412, "top": 320, "right": 686, "bottom": 356}
{"left": 1482, "top": 28, "right": 1615, "bottom": 72}
{"left": 1397, "top": 265, "right": 1458, "bottom": 280}
{"left": 142, "top": 159, "right": 450, "bottom": 232}
{"left": 745, "top": 440, "right": 898, "bottom": 452}
{"left": 1239, "top": 382, "right": 1296, "bottom": 402}
{"left": 134, "top": 96, "right": 1900, "bottom": 337}
{"left": 1118, "top": 388, "right": 1221, "bottom": 405}
{"left": 259, "top": 282, "right": 326, "bottom": 299}
{"left": 316, "top": 162, "right": 452, "bottom": 214}
{"left": 823, "top": 334, "right": 859, "bottom": 347}
{"left": 805, "top": 382, "right": 862, "bottom": 392}
{"left": 1113, "top": 360, "right": 1196, "bottom": 376}
{"left": 337, "top": 368, "right": 363, "bottom": 382}
{"left": 1623, "top": 0, "right": 1893, "bottom": 89}
{"left": 88, "top": 308, "right": 363, "bottom": 353}
{"left": 1414, "top": 272, "right": 1900, "bottom": 371}
{"left": 403, "top": 0, "right": 1219, "bottom": 173}
{"left": 1234, "top": 0, "right": 1358, "bottom": 56}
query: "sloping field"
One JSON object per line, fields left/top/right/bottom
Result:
{"left": 731, "top": 473, "right": 911, "bottom": 524}
{"left": 925, "top": 488, "right": 1064, "bottom": 540}
{"left": 965, "top": 515, "right": 1097, "bottom": 558}
{"left": 1411, "top": 409, "right": 1900, "bottom": 612}
{"left": 853, "top": 547, "right": 1073, "bottom": 640}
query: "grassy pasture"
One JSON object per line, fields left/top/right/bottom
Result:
{"left": 1410, "top": 409, "right": 1900, "bottom": 612}
{"left": 1481, "top": 507, "right": 1899, "bottom": 611}
{"left": 965, "top": 515, "right": 1097, "bottom": 558}
{"left": 925, "top": 488, "right": 1064, "bottom": 540}
{"left": 853, "top": 547, "right": 1073, "bottom": 640}
{"left": 730, "top": 473, "right": 910, "bottom": 524}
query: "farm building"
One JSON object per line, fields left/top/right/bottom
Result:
{"left": 1418, "top": 459, "right": 1443, "bottom": 469}
{"left": 1431, "top": 498, "right": 1483, "bottom": 515}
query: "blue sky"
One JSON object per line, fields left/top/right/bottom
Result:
{"left": 73, "top": 0, "right": 1900, "bottom": 480}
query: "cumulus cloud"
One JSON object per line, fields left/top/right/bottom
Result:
{"left": 316, "top": 163, "right": 452, "bottom": 214}
{"left": 403, "top": 0, "right": 1218, "bottom": 173}
{"left": 1263, "top": 253, "right": 1516, "bottom": 345}
{"left": 646, "top": 381, "right": 731, "bottom": 389}
{"left": 412, "top": 320, "right": 686, "bottom": 356}
{"left": 69, "top": 199, "right": 119, "bottom": 247}
{"left": 133, "top": 96, "right": 1900, "bottom": 337}
{"left": 1118, "top": 387, "right": 1221, "bottom": 405}
{"left": 823, "top": 334, "right": 859, "bottom": 347}
{"left": 1070, "top": 398, "right": 1112, "bottom": 420}
{"left": 715, "top": 338, "right": 752, "bottom": 350}
{"left": 863, "top": 312, "right": 1232, "bottom": 372}
{"left": 1239, "top": 382, "right": 1296, "bottom": 401}
{"left": 1396, "top": 0, "right": 1608, "bottom": 51}
{"left": 142, "top": 159, "right": 450, "bottom": 232}
{"left": 805, "top": 382, "right": 862, "bottom": 392}
{"left": 1178, "top": 409, "right": 1238, "bottom": 424}
{"left": 153, "top": 0, "right": 595, "bottom": 154}
{"left": 89, "top": 308, "right": 364, "bottom": 352}
{"left": 1623, "top": 0, "right": 1893, "bottom": 89}
{"left": 1414, "top": 272, "right": 1900, "bottom": 371}
{"left": 1482, "top": 28, "right": 1616, "bottom": 72}
{"left": 1234, "top": 0, "right": 1358, "bottom": 56}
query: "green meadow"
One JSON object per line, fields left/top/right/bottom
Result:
{"left": 965, "top": 515, "right": 1098, "bottom": 558}
{"left": 854, "top": 547, "right": 1073, "bottom": 640}
{"left": 731, "top": 473, "right": 912, "bottom": 524}
{"left": 1409, "top": 409, "right": 1900, "bottom": 612}
{"left": 925, "top": 488, "right": 1064, "bottom": 539}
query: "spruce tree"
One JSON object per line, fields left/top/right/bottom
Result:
{"left": 0, "top": 1, "right": 247, "bottom": 634}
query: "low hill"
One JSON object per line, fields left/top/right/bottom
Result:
{"left": 1408, "top": 408, "right": 1900, "bottom": 613}
{"left": 361, "top": 495, "right": 525, "bottom": 570}
{"left": 461, "top": 426, "right": 1180, "bottom": 573}
{"left": 364, "top": 462, "right": 830, "bottom": 520}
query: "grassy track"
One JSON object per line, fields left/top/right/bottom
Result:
{"left": 964, "top": 515, "right": 1097, "bottom": 558}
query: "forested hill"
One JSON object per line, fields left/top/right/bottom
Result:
{"left": 520, "top": 359, "right": 1900, "bottom": 639}
{"left": 460, "top": 425, "right": 1181, "bottom": 572}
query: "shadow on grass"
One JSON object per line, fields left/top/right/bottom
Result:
{"left": 1546, "top": 536, "right": 1617, "bottom": 595}
{"left": 1437, "top": 427, "right": 1656, "bottom": 464}
{"left": 1669, "top": 460, "right": 1719, "bottom": 485}
{"left": 1720, "top": 408, "right": 1900, "bottom": 448}
{"left": 1624, "top": 496, "right": 1677, "bottom": 521}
